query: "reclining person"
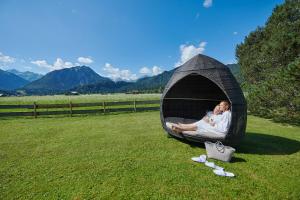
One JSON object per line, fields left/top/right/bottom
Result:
{"left": 167, "top": 101, "right": 231, "bottom": 135}
{"left": 201, "top": 104, "right": 222, "bottom": 125}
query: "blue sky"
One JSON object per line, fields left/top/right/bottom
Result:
{"left": 0, "top": 0, "right": 284, "bottom": 81}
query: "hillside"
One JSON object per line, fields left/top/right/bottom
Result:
{"left": 71, "top": 80, "right": 133, "bottom": 94}
{"left": 23, "top": 66, "right": 113, "bottom": 94}
{"left": 0, "top": 69, "right": 29, "bottom": 90}
{"left": 72, "top": 68, "right": 176, "bottom": 93}
{"left": 119, "top": 69, "right": 176, "bottom": 92}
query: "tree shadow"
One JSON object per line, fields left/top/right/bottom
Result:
{"left": 230, "top": 156, "right": 246, "bottom": 163}
{"left": 250, "top": 113, "right": 300, "bottom": 126}
{"left": 167, "top": 132, "right": 300, "bottom": 155}
{"left": 272, "top": 118, "right": 300, "bottom": 126}
{"left": 236, "top": 132, "right": 300, "bottom": 155}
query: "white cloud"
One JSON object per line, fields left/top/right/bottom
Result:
{"left": 233, "top": 31, "right": 238, "bottom": 35}
{"left": 103, "top": 63, "right": 137, "bottom": 81}
{"left": 31, "top": 60, "right": 52, "bottom": 69}
{"left": 0, "top": 52, "right": 15, "bottom": 66}
{"left": 31, "top": 58, "right": 74, "bottom": 71}
{"left": 77, "top": 57, "right": 93, "bottom": 64}
{"left": 139, "top": 67, "right": 151, "bottom": 75}
{"left": 175, "top": 41, "right": 207, "bottom": 67}
{"left": 203, "top": 0, "right": 212, "bottom": 8}
{"left": 152, "top": 66, "right": 163, "bottom": 75}
{"left": 139, "top": 66, "right": 163, "bottom": 76}
{"left": 53, "top": 58, "right": 73, "bottom": 69}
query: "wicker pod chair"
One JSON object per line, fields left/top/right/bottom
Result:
{"left": 160, "top": 54, "right": 247, "bottom": 146}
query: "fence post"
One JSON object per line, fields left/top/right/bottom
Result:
{"left": 33, "top": 102, "right": 37, "bottom": 118}
{"left": 69, "top": 100, "right": 73, "bottom": 117}
{"left": 133, "top": 99, "right": 136, "bottom": 112}
{"left": 103, "top": 101, "right": 106, "bottom": 114}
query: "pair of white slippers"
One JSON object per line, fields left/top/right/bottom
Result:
{"left": 191, "top": 155, "right": 235, "bottom": 177}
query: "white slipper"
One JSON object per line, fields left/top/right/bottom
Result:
{"left": 213, "top": 169, "right": 235, "bottom": 177}
{"left": 204, "top": 161, "right": 224, "bottom": 171}
{"left": 191, "top": 155, "right": 207, "bottom": 163}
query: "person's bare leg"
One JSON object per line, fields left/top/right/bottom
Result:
{"left": 172, "top": 123, "right": 197, "bottom": 132}
{"left": 178, "top": 123, "right": 197, "bottom": 130}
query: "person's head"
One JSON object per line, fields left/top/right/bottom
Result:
{"left": 213, "top": 104, "right": 222, "bottom": 115}
{"left": 219, "top": 101, "right": 231, "bottom": 112}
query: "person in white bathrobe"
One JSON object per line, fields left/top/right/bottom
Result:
{"left": 170, "top": 101, "right": 231, "bottom": 135}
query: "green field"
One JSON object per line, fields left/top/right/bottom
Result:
{"left": 0, "top": 93, "right": 161, "bottom": 105}
{"left": 0, "top": 111, "right": 299, "bottom": 199}
{"left": 0, "top": 94, "right": 161, "bottom": 115}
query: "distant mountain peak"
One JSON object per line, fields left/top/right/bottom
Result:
{"left": 6, "top": 69, "right": 43, "bottom": 82}
{"left": 23, "top": 65, "right": 113, "bottom": 94}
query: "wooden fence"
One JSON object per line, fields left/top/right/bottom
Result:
{"left": 0, "top": 100, "right": 161, "bottom": 118}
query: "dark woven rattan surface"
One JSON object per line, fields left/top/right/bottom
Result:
{"left": 160, "top": 54, "right": 247, "bottom": 145}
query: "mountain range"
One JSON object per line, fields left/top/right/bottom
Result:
{"left": 0, "top": 64, "right": 242, "bottom": 95}
{"left": 22, "top": 66, "right": 112, "bottom": 94}
{"left": 6, "top": 69, "right": 43, "bottom": 82}
{"left": 0, "top": 69, "right": 29, "bottom": 90}
{"left": 71, "top": 69, "right": 176, "bottom": 94}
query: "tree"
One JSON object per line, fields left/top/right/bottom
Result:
{"left": 236, "top": 0, "right": 300, "bottom": 123}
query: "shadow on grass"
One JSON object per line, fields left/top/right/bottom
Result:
{"left": 168, "top": 132, "right": 300, "bottom": 155}
{"left": 273, "top": 118, "right": 300, "bottom": 126}
{"left": 236, "top": 132, "right": 300, "bottom": 155}
{"left": 248, "top": 112, "right": 300, "bottom": 126}
{"left": 230, "top": 157, "right": 246, "bottom": 163}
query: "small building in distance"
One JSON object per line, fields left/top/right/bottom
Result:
{"left": 65, "top": 91, "right": 80, "bottom": 95}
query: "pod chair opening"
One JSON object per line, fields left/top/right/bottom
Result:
{"left": 162, "top": 73, "right": 229, "bottom": 120}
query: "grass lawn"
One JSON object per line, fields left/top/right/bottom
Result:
{"left": 0, "top": 111, "right": 299, "bottom": 199}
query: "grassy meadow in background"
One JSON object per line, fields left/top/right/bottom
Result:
{"left": 0, "top": 93, "right": 161, "bottom": 105}
{"left": 0, "top": 107, "right": 299, "bottom": 199}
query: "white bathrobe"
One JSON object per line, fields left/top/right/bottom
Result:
{"left": 195, "top": 111, "right": 231, "bottom": 135}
